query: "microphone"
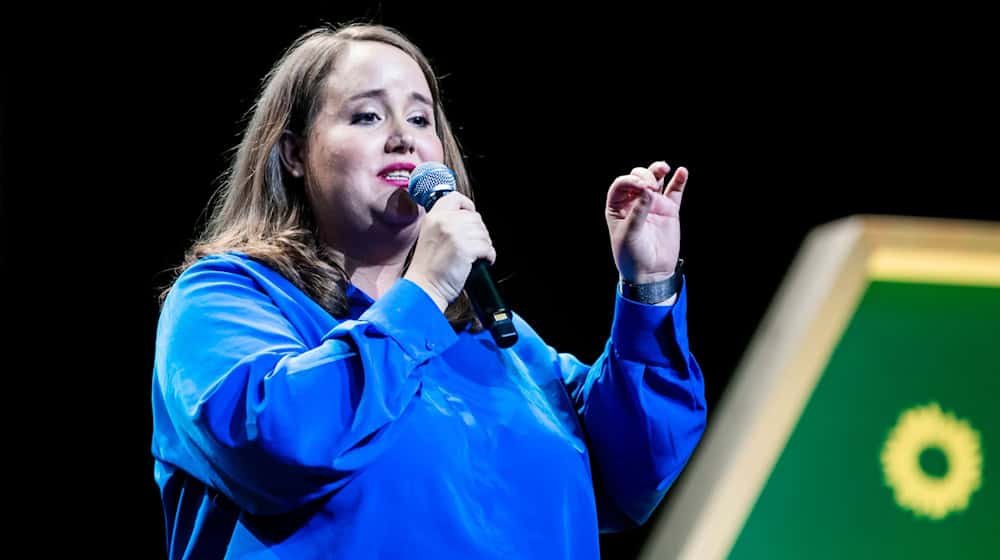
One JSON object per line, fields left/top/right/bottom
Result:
{"left": 408, "top": 162, "right": 518, "bottom": 348}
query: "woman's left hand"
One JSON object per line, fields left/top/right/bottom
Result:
{"left": 605, "top": 161, "right": 688, "bottom": 283}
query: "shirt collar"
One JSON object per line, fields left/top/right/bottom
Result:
{"left": 344, "top": 282, "right": 375, "bottom": 320}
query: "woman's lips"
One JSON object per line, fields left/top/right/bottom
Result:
{"left": 379, "top": 176, "right": 410, "bottom": 188}
{"left": 377, "top": 162, "right": 416, "bottom": 188}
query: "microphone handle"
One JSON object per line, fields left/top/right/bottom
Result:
{"left": 465, "top": 259, "right": 518, "bottom": 348}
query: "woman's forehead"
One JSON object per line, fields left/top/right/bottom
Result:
{"left": 326, "top": 42, "right": 431, "bottom": 102}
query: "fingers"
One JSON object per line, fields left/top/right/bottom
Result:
{"left": 429, "top": 191, "right": 475, "bottom": 212}
{"left": 607, "top": 163, "right": 672, "bottom": 210}
{"left": 607, "top": 171, "right": 654, "bottom": 230}
{"left": 648, "top": 161, "right": 671, "bottom": 190}
{"left": 608, "top": 162, "right": 689, "bottom": 217}
{"left": 454, "top": 217, "right": 497, "bottom": 264}
{"left": 408, "top": 191, "right": 497, "bottom": 306}
{"left": 465, "top": 213, "right": 496, "bottom": 264}
{"left": 630, "top": 166, "right": 659, "bottom": 191}
{"left": 663, "top": 166, "right": 688, "bottom": 205}
{"left": 607, "top": 174, "right": 649, "bottom": 211}
{"left": 425, "top": 195, "right": 496, "bottom": 264}
{"left": 627, "top": 161, "right": 689, "bottom": 197}
{"left": 475, "top": 239, "right": 498, "bottom": 265}
{"left": 628, "top": 162, "right": 678, "bottom": 192}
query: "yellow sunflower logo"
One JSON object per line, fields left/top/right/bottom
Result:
{"left": 880, "top": 402, "right": 983, "bottom": 520}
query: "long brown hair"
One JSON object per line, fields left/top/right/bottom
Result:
{"left": 163, "top": 23, "right": 477, "bottom": 329}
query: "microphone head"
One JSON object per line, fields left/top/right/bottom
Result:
{"left": 408, "top": 162, "right": 456, "bottom": 210}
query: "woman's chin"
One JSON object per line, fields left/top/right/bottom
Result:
{"left": 381, "top": 189, "right": 423, "bottom": 226}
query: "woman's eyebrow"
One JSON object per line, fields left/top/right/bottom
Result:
{"left": 348, "top": 89, "right": 432, "bottom": 107}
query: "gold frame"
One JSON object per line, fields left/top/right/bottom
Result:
{"left": 641, "top": 215, "right": 1000, "bottom": 559}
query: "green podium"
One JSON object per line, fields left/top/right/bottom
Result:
{"left": 644, "top": 216, "right": 1000, "bottom": 559}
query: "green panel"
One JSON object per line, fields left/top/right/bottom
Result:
{"left": 730, "top": 281, "right": 999, "bottom": 559}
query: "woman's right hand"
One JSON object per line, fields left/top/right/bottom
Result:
{"left": 404, "top": 192, "right": 496, "bottom": 311}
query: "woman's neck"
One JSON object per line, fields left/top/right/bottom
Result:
{"left": 323, "top": 226, "right": 417, "bottom": 300}
{"left": 331, "top": 238, "right": 412, "bottom": 300}
{"left": 345, "top": 258, "right": 407, "bottom": 300}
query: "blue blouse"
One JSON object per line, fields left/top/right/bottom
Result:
{"left": 151, "top": 252, "right": 706, "bottom": 559}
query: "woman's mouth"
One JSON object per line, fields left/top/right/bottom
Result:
{"left": 378, "top": 163, "right": 416, "bottom": 188}
{"left": 379, "top": 172, "right": 411, "bottom": 188}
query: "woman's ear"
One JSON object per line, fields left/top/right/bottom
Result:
{"left": 279, "top": 131, "right": 305, "bottom": 178}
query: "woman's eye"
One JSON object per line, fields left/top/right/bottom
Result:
{"left": 351, "top": 112, "right": 380, "bottom": 124}
{"left": 409, "top": 115, "right": 431, "bottom": 127}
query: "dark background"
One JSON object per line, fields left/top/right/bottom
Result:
{"left": 3, "top": 5, "right": 997, "bottom": 558}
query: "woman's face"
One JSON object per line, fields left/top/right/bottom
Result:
{"left": 299, "top": 41, "right": 445, "bottom": 259}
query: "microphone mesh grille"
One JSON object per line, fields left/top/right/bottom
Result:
{"left": 408, "top": 162, "right": 456, "bottom": 209}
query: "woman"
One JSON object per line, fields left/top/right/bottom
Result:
{"left": 152, "top": 23, "right": 706, "bottom": 559}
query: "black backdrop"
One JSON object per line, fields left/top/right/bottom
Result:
{"left": 3, "top": 5, "right": 997, "bottom": 558}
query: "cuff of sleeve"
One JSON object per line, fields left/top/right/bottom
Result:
{"left": 358, "top": 278, "right": 460, "bottom": 363}
{"left": 611, "top": 276, "right": 692, "bottom": 366}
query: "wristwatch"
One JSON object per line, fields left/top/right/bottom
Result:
{"left": 620, "top": 259, "right": 684, "bottom": 304}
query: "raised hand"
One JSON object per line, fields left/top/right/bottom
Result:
{"left": 605, "top": 161, "right": 688, "bottom": 283}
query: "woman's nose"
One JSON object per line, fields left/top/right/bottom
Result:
{"left": 385, "top": 132, "right": 415, "bottom": 154}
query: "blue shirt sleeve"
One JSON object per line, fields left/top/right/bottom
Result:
{"left": 521, "top": 279, "right": 707, "bottom": 532}
{"left": 153, "top": 256, "right": 458, "bottom": 515}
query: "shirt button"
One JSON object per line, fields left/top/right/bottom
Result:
{"left": 425, "top": 341, "right": 436, "bottom": 351}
